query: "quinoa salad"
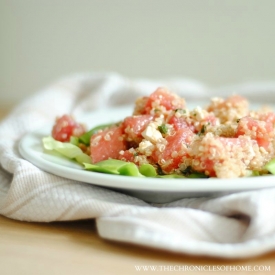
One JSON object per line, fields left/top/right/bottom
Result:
{"left": 43, "top": 87, "right": 275, "bottom": 179}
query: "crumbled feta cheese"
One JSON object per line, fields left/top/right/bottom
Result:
{"left": 138, "top": 140, "right": 155, "bottom": 156}
{"left": 142, "top": 123, "right": 164, "bottom": 143}
{"left": 193, "top": 106, "right": 205, "bottom": 120}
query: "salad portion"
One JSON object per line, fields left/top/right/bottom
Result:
{"left": 43, "top": 87, "right": 275, "bottom": 179}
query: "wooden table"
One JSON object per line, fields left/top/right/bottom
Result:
{"left": 1, "top": 108, "right": 275, "bottom": 275}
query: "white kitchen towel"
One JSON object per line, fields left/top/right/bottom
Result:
{"left": 1, "top": 72, "right": 275, "bottom": 259}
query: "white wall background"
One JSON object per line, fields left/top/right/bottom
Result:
{"left": 1, "top": 0, "right": 275, "bottom": 108}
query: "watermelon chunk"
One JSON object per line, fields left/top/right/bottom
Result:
{"left": 90, "top": 126, "right": 127, "bottom": 163}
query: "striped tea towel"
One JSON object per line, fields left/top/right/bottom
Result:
{"left": 1, "top": 72, "right": 275, "bottom": 258}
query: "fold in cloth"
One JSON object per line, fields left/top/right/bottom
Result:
{"left": 1, "top": 72, "right": 275, "bottom": 258}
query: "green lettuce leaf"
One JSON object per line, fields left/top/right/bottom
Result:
{"left": 264, "top": 158, "right": 275, "bottom": 174}
{"left": 139, "top": 163, "right": 157, "bottom": 177}
{"left": 84, "top": 159, "right": 145, "bottom": 177}
{"left": 42, "top": 136, "right": 91, "bottom": 165}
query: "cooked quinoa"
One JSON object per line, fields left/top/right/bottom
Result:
{"left": 115, "top": 88, "right": 275, "bottom": 178}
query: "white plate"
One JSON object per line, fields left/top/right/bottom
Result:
{"left": 19, "top": 105, "right": 275, "bottom": 203}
